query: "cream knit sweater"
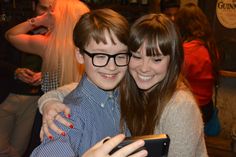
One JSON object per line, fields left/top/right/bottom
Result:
{"left": 155, "top": 89, "right": 208, "bottom": 157}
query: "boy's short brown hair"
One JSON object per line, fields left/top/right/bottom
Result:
{"left": 73, "top": 8, "right": 129, "bottom": 53}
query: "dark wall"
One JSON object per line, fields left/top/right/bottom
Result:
{"left": 1, "top": 0, "right": 34, "bottom": 23}
{"left": 1, "top": 0, "right": 35, "bottom": 42}
{"left": 198, "top": 0, "right": 236, "bottom": 71}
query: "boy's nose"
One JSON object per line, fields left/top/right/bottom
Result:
{"left": 106, "top": 58, "right": 116, "bottom": 70}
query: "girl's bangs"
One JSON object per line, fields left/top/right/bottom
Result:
{"left": 129, "top": 25, "right": 173, "bottom": 57}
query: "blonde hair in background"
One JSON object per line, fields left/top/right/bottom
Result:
{"left": 42, "top": 0, "right": 89, "bottom": 86}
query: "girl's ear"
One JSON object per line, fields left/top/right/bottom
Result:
{"left": 75, "top": 48, "right": 84, "bottom": 64}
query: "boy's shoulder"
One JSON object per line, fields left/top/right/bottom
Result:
{"left": 63, "top": 90, "right": 95, "bottom": 122}
{"left": 63, "top": 87, "right": 87, "bottom": 107}
{"left": 63, "top": 85, "right": 100, "bottom": 112}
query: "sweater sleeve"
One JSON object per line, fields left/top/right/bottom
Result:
{"left": 38, "top": 82, "right": 78, "bottom": 113}
{"left": 156, "top": 91, "right": 207, "bottom": 157}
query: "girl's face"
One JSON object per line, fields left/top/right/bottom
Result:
{"left": 129, "top": 44, "right": 170, "bottom": 92}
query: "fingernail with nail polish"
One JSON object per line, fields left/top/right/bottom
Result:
{"left": 69, "top": 124, "right": 74, "bottom": 129}
{"left": 103, "top": 137, "right": 111, "bottom": 143}
{"left": 49, "top": 136, "right": 53, "bottom": 140}
{"left": 67, "top": 114, "right": 71, "bottom": 118}
{"left": 61, "top": 132, "right": 66, "bottom": 136}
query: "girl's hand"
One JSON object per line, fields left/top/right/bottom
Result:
{"left": 82, "top": 134, "right": 148, "bottom": 157}
{"left": 40, "top": 100, "right": 72, "bottom": 141}
{"left": 34, "top": 6, "right": 55, "bottom": 30}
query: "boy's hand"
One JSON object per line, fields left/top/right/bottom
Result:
{"left": 40, "top": 100, "right": 72, "bottom": 141}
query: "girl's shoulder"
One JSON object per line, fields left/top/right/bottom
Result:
{"left": 162, "top": 87, "right": 200, "bottom": 120}
{"left": 158, "top": 88, "right": 203, "bottom": 132}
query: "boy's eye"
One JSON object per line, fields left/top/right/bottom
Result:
{"left": 95, "top": 55, "right": 107, "bottom": 59}
{"left": 117, "top": 54, "right": 127, "bottom": 59}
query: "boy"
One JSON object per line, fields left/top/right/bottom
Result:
{"left": 31, "top": 8, "right": 131, "bottom": 157}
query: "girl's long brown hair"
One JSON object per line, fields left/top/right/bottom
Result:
{"left": 120, "top": 14, "right": 184, "bottom": 135}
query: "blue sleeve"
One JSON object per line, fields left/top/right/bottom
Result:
{"left": 30, "top": 108, "right": 85, "bottom": 157}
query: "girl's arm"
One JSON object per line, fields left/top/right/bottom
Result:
{"left": 160, "top": 91, "right": 207, "bottom": 157}
{"left": 38, "top": 82, "right": 78, "bottom": 140}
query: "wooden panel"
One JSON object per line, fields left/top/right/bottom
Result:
{"left": 205, "top": 136, "right": 236, "bottom": 157}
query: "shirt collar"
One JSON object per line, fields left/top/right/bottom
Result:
{"left": 79, "top": 74, "right": 119, "bottom": 108}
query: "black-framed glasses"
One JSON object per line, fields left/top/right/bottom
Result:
{"left": 82, "top": 49, "right": 131, "bottom": 67}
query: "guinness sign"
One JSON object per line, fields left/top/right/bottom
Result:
{"left": 216, "top": 0, "right": 236, "bottom": 29}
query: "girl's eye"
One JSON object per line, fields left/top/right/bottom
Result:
{"left": 153, "top": 58, "right": 162, "bottom": 62}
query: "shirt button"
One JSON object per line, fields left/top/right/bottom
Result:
{"left": 109, "top": 94, "right": 113, "bottom": 98}
{"left": 101, "top": 103, "right": 105, "bottom": 108}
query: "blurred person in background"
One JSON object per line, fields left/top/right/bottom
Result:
{"left": 0, "top": 0, "right": 51, "bottom": 156}
{"left": 5, "top": 0, "right": 89, "bottom": 93}
{"left": 175, "top": 3, "right": 219, "bottom": 125}
{"left": 4, "top": 0, "right": 89, "bottom": 155}
{"left": 160, "top": 0, "right": 180, "bottom": 21}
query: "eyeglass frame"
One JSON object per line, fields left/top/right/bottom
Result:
{"left": 81, "top": 49, "right": 131, "bottom": 67}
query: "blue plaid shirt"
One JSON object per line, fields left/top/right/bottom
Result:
{"left": 31, "top": 75, "right": 130, "bottom": 157}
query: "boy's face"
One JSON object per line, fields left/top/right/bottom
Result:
{"left": 76, "top": 30, "right": 128, "bottom": 91}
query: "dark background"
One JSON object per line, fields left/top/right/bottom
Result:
{"left": 1, "top": 0, "right": 236, "bottom": 71}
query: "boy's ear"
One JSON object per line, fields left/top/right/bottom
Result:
{"left": 75, "top": 48, "right": 84, "bottom": 64}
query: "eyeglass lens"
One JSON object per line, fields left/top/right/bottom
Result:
{"left": 83, "top": 49, "right": 130, "bottom": 67}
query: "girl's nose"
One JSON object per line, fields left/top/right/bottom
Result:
{"left": 140, "top": 59, "right": 149, "bottom": 72}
